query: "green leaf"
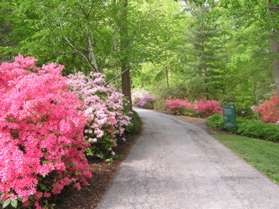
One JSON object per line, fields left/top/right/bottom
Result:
{"left": 3, "top": 199, "right": 11, "bottom": 208}
{"left": 11, "top": 199, "right": 18, "bottom": 208}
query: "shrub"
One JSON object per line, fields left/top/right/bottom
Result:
{"left": 236, "top": 119, "right": 279, "bottom": 142}
{"left": 0, "top": 56, "right": 92, "bottom": 209}
{"left": 256, "top": 95, "right": 279, "bottom": 123}
{"left": 125, "top": 111, "right": 142, "bottom": 135}
{"left": 207, "top": 114, "right": 279, "bottom": 143}
{"left": 133, "top": 90, "right": 155, "bottom": 109}
{"left": 153, "top": 97, "right": 166, "bottom": 112}
{"left": 195, "top": 100, "right": 222, "bottom": 117}
{"left": 165, "top": 99, "right": 195, "bottom": 115}
{"left": 207, "top": 114, "right": 224, "bottom": 129}
{"left": 165, "top": 98, "right": 221, "bottom": 117}
{"left": 67, "top": 72, "right": 130, "bottom": 160}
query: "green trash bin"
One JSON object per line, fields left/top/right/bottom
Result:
{"left": 223, "top": 104, "right": 236, "bottom": 130}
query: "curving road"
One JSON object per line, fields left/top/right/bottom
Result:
{"left": 97, "top": 109, "right": 279, "bottom": 209}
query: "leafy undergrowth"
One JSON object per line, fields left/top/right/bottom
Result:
{"left": 55, "top": 111, "right": 141, "bottom": 209}
{"left": 214, "top": 133, "right": 279, "bottom": 185}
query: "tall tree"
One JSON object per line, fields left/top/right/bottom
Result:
{"left": 183, "top": 2, "right": 228, "bottom": 99}
{"left": 269, "top": 0, "right": 279, "bottom": 92}
{"left": 118, "top": 0, "right": 132, "bottom": 109}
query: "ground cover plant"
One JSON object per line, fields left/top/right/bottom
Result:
{"left": 207, "top": 114, "right": 279, "bottom": 143}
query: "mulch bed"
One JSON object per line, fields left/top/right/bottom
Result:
{"left": 54, "top": 135, "right": 139, "bottom": 209}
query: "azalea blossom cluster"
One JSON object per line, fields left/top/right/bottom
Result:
{"left": 165, "top": 98, "right": 222, "bottom": 117}
{"left": 195, "top": 100, "right": 222, "bottom": 117}
{"left": 133, "top": 90, "right": 155, "bottom": 109}
{"left": 67, "top": 72, "right": 130, "bottom": 158}
{"left": 165, "top": 99, "right": 194, "bottom": 115}
{"left": 0, "top": 56, "right": 92, "bottom": 209}
{"left": 256, "top": 95, "right": 279, "bottom": 123}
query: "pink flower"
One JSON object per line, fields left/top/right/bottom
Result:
{"left": 165, "top": 99, "right": 194, "bottom": 114}
{"left": 194, "top": 100, "right": 222, "bottom": 117}
{"left": 165, "top": 98, "right": 222, "bottom": 117}
{"left": 67, "top": 72, "right": 131, "bottom": 149}
{"left": 256, "top": 95, "right": 279, "bottom": 123}
{"left": 133, "top": 91, "right": 155, "bottom": 108}
{"left": 0, "top": 56, "right": 92, "bottom": 208}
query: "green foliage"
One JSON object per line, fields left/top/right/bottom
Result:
{"left": 125, "top": 111, "right": 142, "bottom": 135}
{"left": 0, "top": 0, "right": 277, "bottom": 115}
{"left": 215, "top": 133, "right": 279, "bottom": 184}
{"left": 207, "top": 114, "right": 224, "bottom": 129}
{"left": 91, "top": 134, "right": 116, "bottom": 160}
{"left": 207, "top": 115, "right": 279, "bottom": 142}
{"left": 154, "top": 84, "right": 190, "bottom": 100}
{"left": 236, "top": 119, "right": 279, "bottom": 142}
{"left": 132, "top": 0, "right": 275, "bottom": 112}
{"left": 153, "top": 98, "right": 166, "bottom": 112}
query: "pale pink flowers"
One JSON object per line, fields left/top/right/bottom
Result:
{"left": 67, "top": 72, "right": 130, "bottom": 157}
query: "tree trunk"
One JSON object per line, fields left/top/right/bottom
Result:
{"left": 119, "top": 0, "right": 132, "bottom": 109}
{"left": 87, "top": 27, "right": 99, "bottom": 72}
{"left": 271, "top": 38, "right": 279, "bottom": 92}
{"left": 269, "top": 0, "right": 279, "bottom": 93}
{"left": 165, "top": 67, "right": 170, "bottom": 88}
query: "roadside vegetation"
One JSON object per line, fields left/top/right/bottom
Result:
{"left": 0, "top": 56, "right": 141, "bottom": 209}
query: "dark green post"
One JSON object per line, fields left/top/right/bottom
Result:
{"left": 223, "top": 104, "right": 236, "bottom": 130}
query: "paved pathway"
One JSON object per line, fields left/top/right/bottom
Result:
{"left": 97, "top": 109, "right": 279, "bottom": 209}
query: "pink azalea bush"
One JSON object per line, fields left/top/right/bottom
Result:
{"left": 165, "top": 99, "right": 194, "bottom": 115}
{"left": 0, "top": 56, "right": 92, "bottom": 209}
{"left": 256, "top": 95, "right": 279, "bottom": 123}
{"left": 195, "top": 100, "right": 222, "bottom": 117}
{"left": 67, "top": 72, "right": 130, "bottom": 159}
{"left": 165, "top": 98, "right": 222, "bottom": 117}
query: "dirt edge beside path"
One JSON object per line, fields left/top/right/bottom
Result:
{"left": 55, "top": 121, "right": 142, "bottom": 209}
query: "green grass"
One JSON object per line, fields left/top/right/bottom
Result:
{"left": 214, "top": 133, "right": 279, "bottom": 184}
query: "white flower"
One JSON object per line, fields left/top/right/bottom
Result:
{"left": 88, "top": 138, "right": 97, "bottom": 144}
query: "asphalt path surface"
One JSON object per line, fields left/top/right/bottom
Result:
{"left": 97, "top": 109, "right": 279, "bottom": 209}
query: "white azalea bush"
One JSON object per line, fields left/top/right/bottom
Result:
{"left": 67, "top": 72, "right": 130, "bottom": 159}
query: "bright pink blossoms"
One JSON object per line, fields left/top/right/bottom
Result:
{"left": 256, "top": 95, "right": 279, "bottom": 123}
{"left": 0, "top": 56, "right": 92, "bottom": 208}
{"left": 165, "top": 99, "right": 194, "bottom": 114}
{"left": 195, "top": 100, "right": 222, "bottom": 117}
{"left": 165, "top": 98, "right": 222, "bottom": 117}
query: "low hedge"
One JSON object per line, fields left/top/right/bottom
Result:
{"left": 207, "top": 114, "right": 279, "bottom": 142}
{"left": 207, "top": 114, "right": 224, "bottom": 129}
